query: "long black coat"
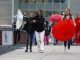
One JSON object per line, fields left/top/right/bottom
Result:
{"left": 35, "top": 15, "right": 45, "bottom": 32}
{"left": 23, "top": 17, "right": 36, "bottom": 33}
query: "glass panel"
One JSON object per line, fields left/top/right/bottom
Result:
{"left": 22, "top": 0, "right": 36, "bottom": 3}
{"left": 53, "top": 3, "right": 60, "bottom": 10}
{"left": 44, "top": 0, "right": 52, "bottom": 3}
{"left": 45, "top": 11, "right": 52, "bottom": 17}
{"left": 0, "top": 0, "right": 11, "bottom": 2}
{"left": 36, "top": 0, "right": 44, "bottom": 3}
{"left": 45, "top": 3, "right": 52, "bottom": 11}
{"left": 21, "top": 3, "right": 29, "bottom": 10}
{"left": 61, "top": 3, "right": 68, "bottom": 10}
{"left": 0, "top": 17, "right": 12, "bottom": 24}
{"left": 36, "top": 4, "right": 44, "bottom": 10}
{"left": 0, "top": 3, "right": 12, "bottom": 17}
{"left": 53, "top": 11, "right": 61, "bottom": 14}
{"left": 53, "top": 0, "right": 65, "bottom": 3}
{"left": 29, "top": 3, "right": 37, "bottom": 11}
{"left": 61, "top": 0, "right": 65, "bottom": 3}
{"left": 53, "top": 0, "right": 60, "bottom": 3}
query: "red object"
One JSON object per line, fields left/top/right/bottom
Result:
{"left": 49, "top": 14, "right": 62, "bottom": 22}
{"left": 52, "top": 19, "right": 75, "bottom": 41}
{"left": 75, "top": 17, "right": 80, "bottom": 33}
{"left": 74, "top": 32, "right": 80, "bottom": 45}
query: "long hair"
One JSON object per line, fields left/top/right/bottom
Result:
{"left": 63, "top": 8, "right": 72, "bottom": 20}
{"left": 36, "top": 9, "right": 43, "bottom": 17}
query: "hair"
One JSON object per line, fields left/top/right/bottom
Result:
{"left": 63, "top": 8, "right": 72, "bottom": 20}
{"left": 36, "top": 9, "right": 43, "bottom": 16}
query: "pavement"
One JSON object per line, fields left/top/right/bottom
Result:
{"left": 0, "top": 44, "right": 80, "bottom": 60}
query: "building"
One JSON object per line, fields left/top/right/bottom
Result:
{"left": 0, "top": 0, "right": 80, "bottom": 25}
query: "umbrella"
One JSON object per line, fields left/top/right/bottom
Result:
{"left": 52, "top": 19, "right": 75, "bottom": 41}
{"left": 49, "top": 14, "right": 62, "bottom": 22}
{"left": 16, "top": 9, "right": 23, "bottom": 29}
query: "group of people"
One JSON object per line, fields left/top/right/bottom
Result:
{"left": 13, "top": 8, "right": 80, "bottom": 53}
{"left": 22, "top": 9, "right": 46, "bottom": 53}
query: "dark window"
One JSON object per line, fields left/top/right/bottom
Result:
{"left": 53, "top": 0, "right": 65, "bottom": 3}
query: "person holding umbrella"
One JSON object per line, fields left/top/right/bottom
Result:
{"left": 62, "top": 8, "right": 76, "bottom": 52}
{"left": 23, "top": 12, "right": 36, "bottom": 52}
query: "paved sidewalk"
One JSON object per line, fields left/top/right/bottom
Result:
{"left": 0, "top": 45, "right": 80, "bottom": 60}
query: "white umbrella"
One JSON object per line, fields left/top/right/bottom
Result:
{"left": 16, "top": 9, "right": 23, "bottom": 29}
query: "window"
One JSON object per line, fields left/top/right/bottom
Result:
{"left": 53, "top": 11, "right": 61, "bottom": 14}
{"left": 45, "top": 11, "right": 52, "bottom": 17}
{"left": 36, "top": 0, "right": 44, "bottom": 3}
{"left": 21, "top": 0, "right": 36, "bottom": 3}
{"left": 53, "top": 0, "right": 65, "bottom": 3}
{"left": 44, "top": 0, "right": 52, "bottom": 3}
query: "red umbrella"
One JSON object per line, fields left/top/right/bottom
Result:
{"left": 49, "top": 14, "right": 62, "bottom": 22}
{"left": 52, "top": 19, "right": 75, "bottom": 41}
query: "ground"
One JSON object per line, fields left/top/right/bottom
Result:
{"left": 0, "top": 44, "right": 80, "bottom": 60}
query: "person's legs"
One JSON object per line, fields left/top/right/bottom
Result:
{"left": 17, "top": 30, "right": 21, "bottom": 42}
{"left": 30, "top": 32, "right": 34, "bottom": 52}
{"left": 35, "top": 31, "right": 41, "bottom": 51}
{"left": 25, "top": 32, "right": 29, "bottom": 52}
{"left": 68, "top": 40, "right": 71, "bottom": 50}
{"left": 64, "top": 41, "right": 67, "bottom": 49}
{"left": 44, "top": 35, "right": 46, "bottom": 45}
{"left": 14, "top": 30, "right": 17, "bottom": 44}
{"left": 40, "top": 31, "right": 45, "bottom": 51}
{"left": 46, "top": 36, "right": 49, "bottom": 45}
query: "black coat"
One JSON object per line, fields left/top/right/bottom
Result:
{"left": 35, "top": 15, "right": 45, "bottom": 32}
{"left": 23, "top": 17, "right": 36, "bottom": 33}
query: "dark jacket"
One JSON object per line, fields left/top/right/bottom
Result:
{"left": 35, "top": 15, "right": 45, "bottom": 32}
{"left": 23, "top": 16, "right": 36, "bottom": 33}
{"left": 44, "top": 21, "right": 51, "bottom": 36}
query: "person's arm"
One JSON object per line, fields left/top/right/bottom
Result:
{"left": 72, "top": 16, "right": 76, "bottom": 26}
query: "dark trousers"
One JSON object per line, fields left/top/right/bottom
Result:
{"left": 64, "top": 40, "right": 71, "bottom": 49}
{"left": 14, "top": 29, "right": 21, "bottom": 44}
{"left": 26, "top": 32, "right": 34, "bottom": 51}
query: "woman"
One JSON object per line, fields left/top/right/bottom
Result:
{"left": 35, "top": 9, "right": 45, "bottom": 53}
{"left": 62, "top": 8, "right": 76, "bottom": 52}
{"left": 23, "top": 12, "right": 36, "bottom": 52}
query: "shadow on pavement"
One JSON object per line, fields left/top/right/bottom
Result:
{"left": 0, "top": 44, "right": 25, "bottom": 55}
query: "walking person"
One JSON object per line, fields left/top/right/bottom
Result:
{"left": 35, "top": 9, "right": 45, "bottom": 53}
{"left": 23, "top": 12, "right": 36, "bottom": 52}
{"left": 62, "top": 8, "right": 76, "bottom": 52}
{"left": 44, "top": 21, "right": 50, "bottom": 45}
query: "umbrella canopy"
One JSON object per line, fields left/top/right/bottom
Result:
{"left": 52, "top": 19, "right": 75, "bottom": 41}
{"left": 49, "top": 14, "right": 62, "bottom": 22}
{"left": 16, "top": 9, "right": 23, "bottom": 29}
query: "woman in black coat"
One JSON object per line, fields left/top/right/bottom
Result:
{"left": 23, "top": 13, "right": 36, "bottom": 52}
{"left": 35, "top": 9, "right": 45, "bottom": 53}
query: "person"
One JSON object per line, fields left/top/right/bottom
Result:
{"left": 35, "top": 9, "right": 45, "bottom": 53}
{"left": 44, "top": 21, "right": 51, "bottom": 45}
{"left": 13, "top": 20, "right": 21, "bottom": 45}
{"left": 74, "top": 14, "right": 80, "bottom": 45}
{"left": 62, "top": 8, "right": 76, "bottom": 52}
{"left": 23, "top": 12, "right": 36, "bottom": 52}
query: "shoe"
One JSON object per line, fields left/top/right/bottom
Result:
{"left": 66, "top": 49, "right": 70, "bottom": 52}
{"left": 40, "top": 50, "right": 44, "bottom": 53}
{"left": 25, "top": 50, "right": 28, "bottom": 52}
{"left": 30, "top": 50, "right": 32, "bottom": 52}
